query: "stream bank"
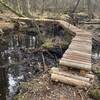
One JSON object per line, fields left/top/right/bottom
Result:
{"left": 0, "top": 19, "right": 73, "bottom": 100}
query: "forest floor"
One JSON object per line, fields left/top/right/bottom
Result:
{"left": 14, "top": 72, "right": 93, "bottom": 100}
{"left": 0, "top": 10, "right": 100, "bottom": 100}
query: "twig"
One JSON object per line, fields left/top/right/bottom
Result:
{"left": 45, "top": 50, "right": 54, "bottom": 58}
{"left": 77, "top": 89, "right": 84, "bottom": 100}
{"left": 41, "top": 52, "right": 47, "bottom": 71}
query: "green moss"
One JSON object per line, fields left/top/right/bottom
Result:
{"left": 94, "top": 68, "right": 100, "bottom": 78}
{"left": 42, "top": 38, "right": 54, "bottom": 49}
{"left": 90, "top": 89, "right": 100, "bottom": 100}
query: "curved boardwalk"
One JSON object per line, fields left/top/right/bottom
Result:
{"left": 50, "top": 20, "right": 93, "bottom": 87}
{"left": 57, "top": 20, "right": 92, "bottom": 71}
{"left": 35, "top": 18, "right": 93, "bottom": 87}
{"left": 0, "top": 18, "right": 92, "bottom": 71}
{"left": 1, "top": 17, "right": 93, "bottom": 87}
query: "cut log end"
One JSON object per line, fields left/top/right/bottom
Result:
{"left": 50, "top": 67, "right": 93, "bottom": 88}
{"left": 51, "top": 73, "right": 91, "bottom": 88}
{"left": 60, "top": 60, "right": 91, "bottom": 71}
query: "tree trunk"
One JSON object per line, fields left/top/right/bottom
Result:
{"left": 87, "top": 0, "right": 94, "bottom": 19}
{"left": 21, "top": 0, "right": 32, "bottom": 17}
{"left": 72, "top": 0, "right": 81, "bottom": 13}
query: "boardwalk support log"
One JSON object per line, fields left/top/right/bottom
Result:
{"left": 51, "top": 67, "right": 90, "bottom": 82}
{"left": 51, "top": 73, "right": 91, "bottom": 88}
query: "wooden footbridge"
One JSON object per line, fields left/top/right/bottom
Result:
{"left": 51, "top": 20, "right": 94, "bottom": 88}
{"left": 0, "top": 17, "right": 94, "bottom": 88}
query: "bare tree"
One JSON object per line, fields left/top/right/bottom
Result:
{"left": 87, "top": 0, "right": 94, "bottom": 19}
{"left": 30, "top": 0, "right": 37, "bottom": 12}
{"left": 72, "top": 0, "right": 81, "bottom": 13}
{"left": 21, "top": 0, "right": 32, "bottom": 17}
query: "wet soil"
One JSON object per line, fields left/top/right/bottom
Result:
{"left": 14, "top": 73, "right": 90, "bottom": 100}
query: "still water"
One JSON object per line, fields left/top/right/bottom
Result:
{"left": 0, "top": 34, "right": 36, "bottom": 100}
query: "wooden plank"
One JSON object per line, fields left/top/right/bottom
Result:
{"left": 73, "top": 38, "right": 91, "bottom": 42}
{"left": 68, "top": 46, "right": 91, "bottom": 54}
{"left": 72, "top": 39, "right": 91, "bottom": 44}
{"left": 57, "top": 20, "right": 91, "bottom": 35}
{"left": 73, "top": 36, "right": 91, "bottom": 42}
{"left": 51, "top": 67, "right": 90, "bottom": 82}
{"left": 76, "top": 33, "right": 92, "bottom": 38}
{"left": 64, "top": 50, "right": 91, "bottom": 56}
{"left": 69, "top": 42, "right": 91, "bottom": 48}
{"left": 62, "top": 56, "right": 91, "bottom": 63}
{"left": 62, "top": 50, "right": 91, "bottom": 65}
{"left": 62, "top": 56, "right": 91, "bottom": 64}
{"left": 61, "top": 58, "right": 91, "bottom": 65}
{"left": 51, "top": 73, "right": 91, "bottom": 88}
{"left": 71, "top": 40, "right": 92, "bottom": 46}
{"left": 60, "top": 58, "right": 91, "bottom": 71}
{"left": 69, "top": 45, "right": 91, "bottom": 52}
{"left": 70, "top": 41, "right": 92, "bottom": 47}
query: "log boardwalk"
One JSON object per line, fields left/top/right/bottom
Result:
{"left": 50, "top": 20, "right": 94, "bottom": 88}
{"left": 0, "top": 17, "right": 94, "bottom": 87}
{"left": 58, "top": 20, "right": 92, "bottom": 71}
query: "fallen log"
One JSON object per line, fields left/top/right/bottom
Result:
{"left": 51, "top": 73, "right": 91, "bottom": 88}
{"left": 79, "top": 21, "right": 100, "bottom": 24}
{"left": 60, "top": 59, "right": 91, "bottom": 71}
{"left": 50, "top": 67, "right": 90, "bottom": 82}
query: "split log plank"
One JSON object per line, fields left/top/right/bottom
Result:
{"left": 63, "top": 50, "right": 91, "bottom": 63}
{"left": 51, "top": 73, "right": 91, "bottom": 88}
{"left": 65, "top": 49, "right": 91, "bottom": 56}
{"left": 72, "top": 36, "right": 91, "bottom": 43}
{"left": 60, "top": 59, "right": 91, "bottom": 71}
{"left": 62, "top": 56, "right": 91, "bottom": 63}
{"left": 51, "top": 67, "right": 90, "bottom": 82}
{"left": 68, "top": 43, "right": 91, "bottom": 54}
{"left": 73, "top": 37, "right": 91, "bottom": 43}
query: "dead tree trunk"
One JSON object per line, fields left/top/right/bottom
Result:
{"left": 72, "top": 0, "right": 81, "bottom": 13}
{"left": 87, "top": 0, "right": 94, "bottom": 19}
{"left": 30, "top": 0, "right": 37, "bottom": 13}
{"left": 21, "top": 0, "right": 32, "bottom": 17}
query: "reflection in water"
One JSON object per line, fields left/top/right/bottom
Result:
{"left": 0, "top": 34, "right": 36, "bottom": 100}
{"left": 8, "top": 74, "right": 17, "bottom": 96}
{"left": 8, "top": 34, "right": 36, "bottom": 49}
{"left": 92, "top": 53, "right": 100, "bottom": 60}
{"left": 0, "top": 33, "right": 59, "bottom": 100}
